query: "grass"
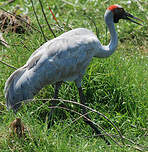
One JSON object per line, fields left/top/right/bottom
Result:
{"left": 0, "top": 0, "right": 148, "bottom": 151}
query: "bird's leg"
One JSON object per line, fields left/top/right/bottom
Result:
{"left": 78, "top": 87, "right": 110, "bottom": 145}
{"left": 54, "top": 82, "right": 62, "bottom": 99}
{"left": 47, "top": 82, "right": 62, "bottom": 129}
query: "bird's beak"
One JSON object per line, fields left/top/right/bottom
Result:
{"left": 123, "top": 12, "right": 143, "bottom": 26}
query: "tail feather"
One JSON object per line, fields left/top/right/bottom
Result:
{"left": 4, "top": 67, "right": 33, "bottom": 112}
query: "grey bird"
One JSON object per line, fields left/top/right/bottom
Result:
{"left": 4, "top": 4, "right": 142, "bottom": 144}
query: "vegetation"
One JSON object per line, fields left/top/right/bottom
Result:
{"left": 0, "top": 0, "right": 148, "bottom": 151}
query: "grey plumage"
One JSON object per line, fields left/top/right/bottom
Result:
{"left": 5, "top": 28, "right": 100, "bottom": 111}
{"left": 4, "top": 5, "right": 142, "bottom": 112}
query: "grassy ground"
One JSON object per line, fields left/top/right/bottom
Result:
{"left": 0, "top": 0, "right": 148, "bottom": 151}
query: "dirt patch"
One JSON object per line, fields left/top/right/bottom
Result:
{"left": 0, "top": 10, "right": 31, "bottom": 34}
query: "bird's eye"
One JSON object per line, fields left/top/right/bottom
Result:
{"left": 119, "top": 8, "right": 124, "bottom": 13}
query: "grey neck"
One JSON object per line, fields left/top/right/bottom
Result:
{"left": 94, "top": 10, "right": 118, "bottom": 58}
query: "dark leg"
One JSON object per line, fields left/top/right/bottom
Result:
{"left": 47, "top": 82, "right": 62, "bottom": 129}
{"left": 78, "top": 87, "right": 110, "bottom": 145}
{"left": 54, "top": 82, "right": 62, "bottom": 99}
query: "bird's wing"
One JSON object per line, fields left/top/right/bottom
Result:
{"left": 23, "top": 34, "right": 97, "bottom": 84}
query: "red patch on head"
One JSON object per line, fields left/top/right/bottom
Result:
{"left": 107, "top": 5, "right": 120, "bottom": 11}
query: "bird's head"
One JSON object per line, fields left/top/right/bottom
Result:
{"left": 107, "top": 4, "right": 143, "bottom": 25}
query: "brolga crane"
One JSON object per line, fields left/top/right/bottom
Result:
{"left": 5, "top": 5, "right": 142, "bottom": 144}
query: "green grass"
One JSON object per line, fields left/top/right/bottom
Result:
{"left": 0, "top": 0, "right": 148, "bottom": 151}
